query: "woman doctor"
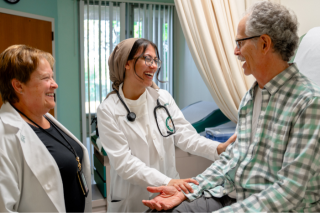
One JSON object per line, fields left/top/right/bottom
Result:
{"left": 97, "top": 38, "right": 236, "bottom": 212}
{"left": 0, "top": 45, "right": 91, "bottom": 212}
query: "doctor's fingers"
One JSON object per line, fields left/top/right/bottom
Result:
{"left": 226, "top": 133, "right": 237, "bottom": 144}
{"left": 184, "top": 182, "right": 195, "bottom": 193}
{"left": 174, "top": 183, "right": 191, "bottom": 194}
{"left": 184, "top": 178, "right": 199, "bottom": 185}
{"left": 147, "top": 186, "right": 164, "bottom": 193}
{"left": 176, "top": 182, "right": 193, "bottom": 194}
{"left": 173, "top": 184, "right": 182, "bottom": 192}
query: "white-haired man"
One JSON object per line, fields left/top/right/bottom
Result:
{"left": 142, "top": 1, "right": 320, "bottom": 212}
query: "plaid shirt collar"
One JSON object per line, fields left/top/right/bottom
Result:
{"left": 244, "top": 63, "right": 299, "bottom": 106}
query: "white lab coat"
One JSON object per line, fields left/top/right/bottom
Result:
{"left": 97, "top": 85, "right": 220, "bottom": 212}
{"left": 0, "top": 103, "right": 92, "bottom": 212}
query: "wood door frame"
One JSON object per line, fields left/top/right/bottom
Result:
{"left": 0, "top": 8, "right": 57, "bottom": 119}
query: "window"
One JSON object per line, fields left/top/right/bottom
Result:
{"left": 131, "top": 3, "right": 174, "bottom": 91}
{"left": 79, "top": 0, "right": 174, "bottom": 175}
{"left": 83, "top": 2, "right": 121, "bottom": 115}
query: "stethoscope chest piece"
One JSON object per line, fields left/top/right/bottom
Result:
{"left": 116, "top": 90, "right": 137, "bottom": 122}
{"left": 127, "top": 112, "right": 136, "bottom": 122}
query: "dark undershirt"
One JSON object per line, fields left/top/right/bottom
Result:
{"left": 29, "top": 122, "right": 85, "bottom": 213}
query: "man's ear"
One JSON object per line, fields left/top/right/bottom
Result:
{"left": 11, "top": 79, "right": 23, "bottom": 94}
{"left": 260, "top": 34, "right": 272, "bottom": 54}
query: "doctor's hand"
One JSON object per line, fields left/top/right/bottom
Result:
{"left": 142, "top": 186, "right": 187, "bottom": 211}
{"left": 167, "top": 178, "right": 198, "bottom": 194}
{"left": 217, "top": 133, "right": 237, "bottom": 155}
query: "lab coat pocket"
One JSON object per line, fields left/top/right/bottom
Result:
{"left": 107, "top": 199, "right": 126, "bottom": 212}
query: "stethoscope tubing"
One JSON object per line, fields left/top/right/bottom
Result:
{"left": 115, "top": 90, "right": 176, "bottom": 136}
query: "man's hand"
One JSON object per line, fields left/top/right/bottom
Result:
{"left": 217, "top": 133, "right": 237, "bottom": 155}
{"left": 142, "top": 186, "right": 187, "bottom": 211}
{"left": 167, "top": 178, "right": 198, "bottom": 194}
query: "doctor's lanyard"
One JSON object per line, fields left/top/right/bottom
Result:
{"left": 11, "top": 104, "right": 89, "bottom": 197}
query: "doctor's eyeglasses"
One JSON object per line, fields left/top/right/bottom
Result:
{"left": 137, "top": 55, "right": 162, "bottom": 69}
{"left": 154, "top": 100, "right": 176, "bottom": 137}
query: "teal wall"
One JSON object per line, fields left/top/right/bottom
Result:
{"left": 0, "top": 0, "right": 82, "bottom": 139}
{"left": 56, "top": 0, "right": 81, "bottom": 139}
{"left": 0, "top": 0, "right": 57, "bottom": 17}
{"left": 0, "top": 0, "right": 210, "bottom": 139}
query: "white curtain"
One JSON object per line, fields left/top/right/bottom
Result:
{"left": 175, "top": 0, "right": 255, "bottom": 123}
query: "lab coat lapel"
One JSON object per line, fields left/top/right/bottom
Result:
{"left": 19, "top": 127, "right": 65, "bottom": 212}
{"left": 0, "top": 103, "right": 65, "bottom": 212}
{"left": 146, "top": 87, "right": 164, "bottom": 157}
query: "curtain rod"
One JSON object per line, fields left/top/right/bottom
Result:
{"left": 80, "top": 0, "right": 175, "bottom": 6}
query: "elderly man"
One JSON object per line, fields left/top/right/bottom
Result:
{"left": 142, "top": 1, "right": 320, "bottom": 212}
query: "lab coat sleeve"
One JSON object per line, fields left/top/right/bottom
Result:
{"left": 0, "top": 138, "right": 20, "bottom": 213}
{"left": 164, "top": 91, "right": 220, "bottom": 161}
{"left": 97, "top": 102, "right": 171, "bottom": 188}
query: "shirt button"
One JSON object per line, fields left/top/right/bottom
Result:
{"left": 45, "top": 183, "right": 51, "bottom": 191}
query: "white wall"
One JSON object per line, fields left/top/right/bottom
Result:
{"left": 242, "top": 0, "right": 320, "bottom": 36}
{"left": 173, "top": 9, "right": 214, "bottom": 109}
{"left": 281, "top": 0, "right": 320, "bottom": 36}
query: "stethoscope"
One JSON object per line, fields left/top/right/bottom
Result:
{"left": 116, "top": 90, "right": 136, "bottom": 122}
{"left": 116, "top": 90, "right": 176, "bottom": 137}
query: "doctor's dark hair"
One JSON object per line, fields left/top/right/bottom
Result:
{"left": 245, "top": 1, "right": 299, "bottom": 61}
{"left": 126, "top": 38, "right": 163, "bottom": 82}
{"left": 0, "top": 45, "right": 54, "bottom": 104}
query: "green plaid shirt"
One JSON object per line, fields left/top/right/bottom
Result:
{"left": 185, "top": 64, "right": 320, "bottom": 212}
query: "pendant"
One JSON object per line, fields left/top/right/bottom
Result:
{"left": 76, "top": 157, "right": 81, "bottom": 170}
